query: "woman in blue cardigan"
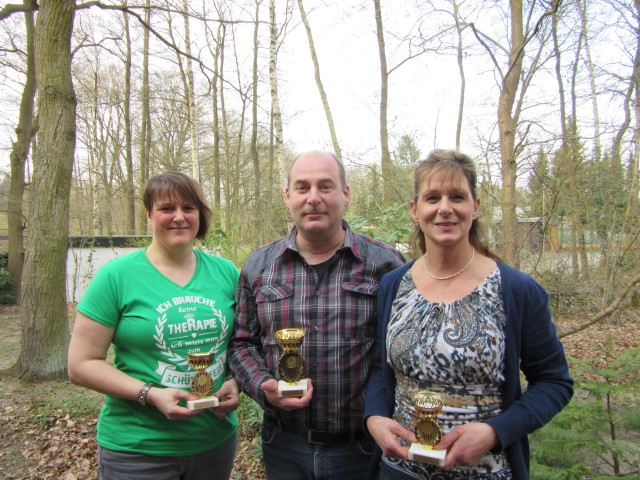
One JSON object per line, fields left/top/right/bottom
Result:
{"left": 364, "top": 150, "right": 573, "bottom": 480}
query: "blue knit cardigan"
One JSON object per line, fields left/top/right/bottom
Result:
{"left": 363, "top": 260, "right": 573, "bottom": 479}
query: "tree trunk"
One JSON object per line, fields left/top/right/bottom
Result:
{"left": 7, "top": 0, "right": 36, "bottom": 302}
{"left": 453, "top": 1, "right": 465, "bottom": 151}
{"left": 623, "top": 0, "right": 640, "bottom": 272}
{"left": 123, "top": 1, "right": 135, "bottom": 235}
{"left": 372, "top": 0, "right": 392, "bottom": 206}
{"left": 576, "top": 0, "right": 601, "bottom": 162}
{"left": 17, "top": 0, "right": 76, "bottom": 381}
{"left": 251, "top": 0, "right": 262, "bottom": 243}
{"left": 498, "top": 0, "right": 524, "bottom": 266}
{"left": 297, "top": 0, "right": 342, "bottom": 161}
{"left": 552, "top": 9, "right": 566, "bottom": 136}
{"left": 219, "top": 23, "right": 232, "bottom": 234}
{"left": 182, "top": 0, "right": 198, "bottom": 179}
{"left": 269, "top": 0, "right": 284, "bottom": 188}
{"left": 138, "top": 0, "right": 151, "bottom": 233}
{"left": 557, "top": 7, "right": 589, "bottom": 280}
{"left": 569, "top": 42, "right": 590, "bottom": 280}
{"left": 205, "top": 17, "right": 224, "bottom": 217}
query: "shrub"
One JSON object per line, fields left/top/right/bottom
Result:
{"left": 0, "top": 256, "right": 16, "bottom": 304}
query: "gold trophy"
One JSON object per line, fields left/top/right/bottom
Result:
{"left": 408, "top": 391, "right": 447, "bottom": 466}
{"left": 186, "top": 352, "right": 219, "bottom": 410}
{"left": 275, "top": 328, "right": 307, "bottom": 398}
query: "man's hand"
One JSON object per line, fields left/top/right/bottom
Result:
{"left": 261, "top": 378, "right": 313, "bottom": 411}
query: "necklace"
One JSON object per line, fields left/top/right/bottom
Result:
{"left": 423, "top": 248, "right": 475, "bottom": 281}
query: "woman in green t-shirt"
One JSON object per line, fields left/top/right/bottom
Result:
{"left": 68, "top": 172, "right": 240, "bottom": 480}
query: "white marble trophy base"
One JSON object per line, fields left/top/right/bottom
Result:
{"left": 408, "top": 443, "right": 446, "bottom": 466}
{"left": 186, "top": 396, "right": 219, "bottom": 410}
{"left": 277, "top": 379, "right": 307, "bottom": 398}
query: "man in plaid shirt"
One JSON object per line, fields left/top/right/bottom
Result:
{"left": 228, "top": 151, "right": 405, "bottom": 479}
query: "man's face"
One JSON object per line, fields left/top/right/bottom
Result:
{"left": 285, "top": 152, "right": 350, "bottom": 241}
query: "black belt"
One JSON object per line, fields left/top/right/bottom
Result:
{"left": 265, "top": 416, "right": 363, "bottom": 445}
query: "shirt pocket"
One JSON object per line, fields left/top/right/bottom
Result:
{"left": 255, "top": 284, "right": 294, "bottom": 338}
{"left": 256, "top": 284, "right": 293, "bottom": 303}
{"left": 339, "top": 282, "right": 379, "bottom": 339}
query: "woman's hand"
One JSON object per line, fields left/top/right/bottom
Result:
{"left": 366, "top": 415, "right": 417, "bottom": 461}
{"left": 145, "top": 386, "right": 202, "bottom": 420}
{"left": 436, "top": 423, "right": 499, "bottom": 470}
{"left": 212, "top": 378, "right": 241, "bottom": 419}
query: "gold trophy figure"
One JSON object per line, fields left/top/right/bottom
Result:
{"left": 275, "top": 328, "right": 308, "bottom": 398}
{"left": 408, "top": 391, "right": 447, "bottom": 466}
{"left": 186, "top": 352, "right": 219, "bottom": 410}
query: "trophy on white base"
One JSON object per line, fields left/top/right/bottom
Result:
{"left": 408, "top": 391, "right": 447, "bottom": 466}
{"left": 275, "top": 328, "right": 307, "bottom": 398}
{"left": 186, "top": 352, "right": 219, "bottom": 410}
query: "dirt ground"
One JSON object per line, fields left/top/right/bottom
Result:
{"left": 0, "top": 305, "right": 639, "bottom": 479}
{"left": 0, "top": 305, "right": 265, "bottom": 480}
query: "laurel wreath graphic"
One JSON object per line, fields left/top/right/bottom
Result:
{"left": 153, "top": 307, "right": 230, "bottom": 366}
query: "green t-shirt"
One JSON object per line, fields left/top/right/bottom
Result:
{"left": 77, "top": 249, "right": 239, "bottom": 456}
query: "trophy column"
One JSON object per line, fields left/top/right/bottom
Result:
{"left": 275, "top": 328, "right": 308, "bottom": 398}
{"left": 186, "top": 352, "right": 220, "bottom": 410}
{"left": 408, "top": 391, "right": 447, "bottom": 466}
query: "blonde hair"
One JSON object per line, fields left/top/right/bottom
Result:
{"left": 410, "top": 149, "right": 499, "bottom": 260}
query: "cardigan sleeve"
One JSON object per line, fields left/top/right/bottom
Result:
{"left": 487, "top": 265, "right": 574, "bottom": 449}
{"left": 363, "top": 263, "right": 412, "bottom": 434}
{"left": 363, "top": 272, "right": 395, "bottom": 432}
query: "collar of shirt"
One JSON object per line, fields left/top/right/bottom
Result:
{"left": 281, "top": 220, "right": 362, "bottom": 261}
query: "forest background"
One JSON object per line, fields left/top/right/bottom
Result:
{"left": 0, "top": 0, "right": 639, "bottom": 478}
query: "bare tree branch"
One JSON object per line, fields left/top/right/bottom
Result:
{"left": 0, "top": 0, "right": 37, "bottom": 21}
{"left": 466, "top": 1, "right": 562, "bottom": 81}
{"left": 559, "top": 274, "right": 640, "bottom": 338}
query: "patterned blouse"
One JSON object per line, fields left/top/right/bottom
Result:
{"left": 381, "top": 268, "right": 513, "bottom": 479}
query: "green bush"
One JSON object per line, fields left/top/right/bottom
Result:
{"left": 236, "top": 392, "right": 263, "bottom": 438}
{"left": 0, "top": 257, "right": 16, "bottom": 304}
{"left": 530, "top": 343, "right": 640, "bottom": 478}
{"left": 346, "top": 201, "right": 413, "bottom": 254}
{"left": 235, "top": 392, "right": 264, "bottom": 474}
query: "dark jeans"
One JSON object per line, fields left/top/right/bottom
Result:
{"left": 261, "top": 418, "right": 376, "bottom": 480}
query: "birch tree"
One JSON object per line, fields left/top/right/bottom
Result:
{"left": 268, "top": 0, "right": 285, "bottom": 186}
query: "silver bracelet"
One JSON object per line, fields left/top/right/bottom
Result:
{"left": 137, "top": 383, "right": 154, "bottom": 406}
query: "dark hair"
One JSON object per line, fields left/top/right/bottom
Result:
{"left": 143, "top": 172, "right": 212, "bottom": 239}
{"left": 286, "top": 151, "right": 347, "bottom": 190}
{"left": 411, "top": 149, "right": 499, "bottom": 260}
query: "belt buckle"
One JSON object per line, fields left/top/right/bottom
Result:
{"left": 307, "top": 429, "right": 333, "bottom": 445}
{"left": 307, "top": 429, "right": 320, "bottom": 444}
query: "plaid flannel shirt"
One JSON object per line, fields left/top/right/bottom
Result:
{"left": 228, "top": 222, "right": 404, "bottom": 434}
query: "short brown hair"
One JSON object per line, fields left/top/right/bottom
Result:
{"left": 286, "top": 151, "right": 347, "bottom": 190}
{"left": 143, "top": 172, "right": 212, "bottom": 239}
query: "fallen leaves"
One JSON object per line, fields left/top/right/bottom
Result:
{"left": 0, "top": 403, "right": 97, "bottom": 480}
{"left": 0, "top": 398, "right": 264, "bottom": 480}
{"left": 1, "top": 309, "right": 637, "bottom": 479}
